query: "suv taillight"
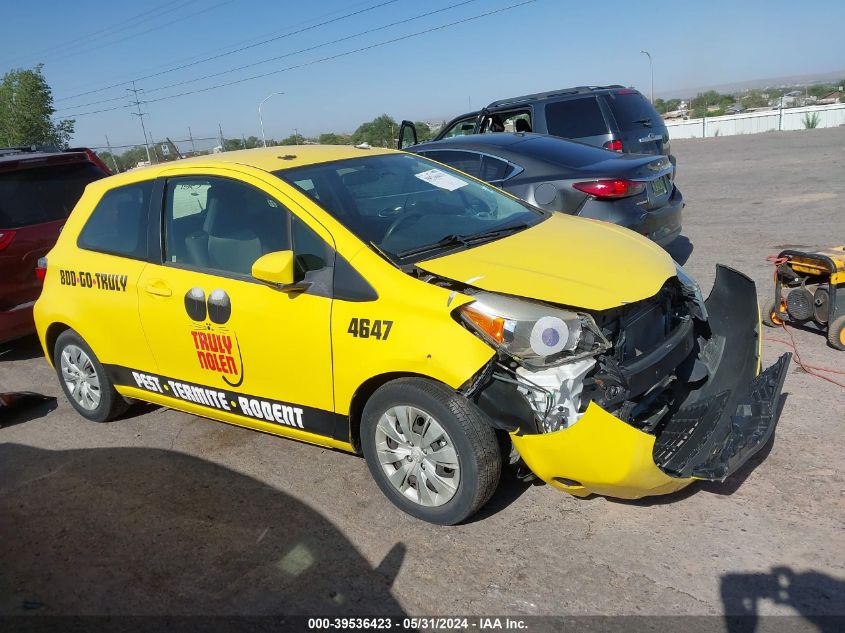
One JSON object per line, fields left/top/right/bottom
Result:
{"left": 572, "top": 179, "right": 644, "bottom": 199}
{"left": 603, "top": 139, "right": 624, "bottom": 152}
{"left": 36, "top": 256, "right": 48, "bottom": 282}
{"left": 0, "top": 230, "right": 16, "bottom": 251}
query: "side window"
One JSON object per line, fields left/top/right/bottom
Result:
{"left": 77, "top": 180, "right": 152, "bottom": 259}
{"left": 440, "top": 117, "right": 477, "bottom": 138}
{"left": 545, "top": 97, "right": 609, "bottom": 139}
{"left": 419, "top": 151, "right": 483, "bottom": 179}
{"left": 164, "top": 175, "right": 333, "bottom": 282}
{"left": 481, "top": 110, "right": 532, "bottom": 134}
{"left": 164, "top": 176, "right": 291, "bottom": 276}
{"left": 480, "top": 156, "right": 512, "bottom": 182}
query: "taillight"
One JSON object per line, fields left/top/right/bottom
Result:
{"left": 36, "top": 256, "right": 47, "bottom": 283}
{"left": 603, "top": 139, "right": 624, "bottom": 152}
{"left": 0, "top": 230, "right": 16, "bottom": 251}
{"left": 572, "top": 179, "right": 645, "bottom": 199}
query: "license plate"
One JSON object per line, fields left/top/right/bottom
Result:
{"left": 651, "top": 177, "right": 667, "bottom": 196}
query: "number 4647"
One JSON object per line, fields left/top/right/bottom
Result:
{"left": 347, "top": 318, "right": 393, "bottom": 340}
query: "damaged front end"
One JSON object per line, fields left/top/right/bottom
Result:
{"left": 458, "top": 265, "right": 791, "bottom": 499}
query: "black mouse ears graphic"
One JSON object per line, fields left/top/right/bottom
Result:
{"left": 184, "top": 287, "right": 232, "bottom": 324}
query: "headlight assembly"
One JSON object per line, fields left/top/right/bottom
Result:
{"left": 457, "top": 291, "right": 610, "bottom": 368}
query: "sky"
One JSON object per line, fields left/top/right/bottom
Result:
{"left": 3, "top": 0, "right": 844, "bottom": 151}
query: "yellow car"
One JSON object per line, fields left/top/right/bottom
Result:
{"left": 34, "top": 146, "right": 790, "bottom": 524}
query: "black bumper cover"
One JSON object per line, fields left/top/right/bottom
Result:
{"left": 653, "top": 266, "right": 791, "bottom": 481}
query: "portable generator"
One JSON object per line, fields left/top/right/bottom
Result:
{"left": 762, "top": 246, "right": 845, "bottom": 350}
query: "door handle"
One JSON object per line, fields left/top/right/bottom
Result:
{"left": 144, "top": 281, "right": 172, "bottom": 297}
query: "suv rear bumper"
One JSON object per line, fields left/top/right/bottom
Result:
{"left": 510, "top": 266, "right": 790, "bottom": 499}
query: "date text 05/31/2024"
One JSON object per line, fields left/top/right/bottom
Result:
{"left": 306, "top": 617, "right": 528, "bottom": 630}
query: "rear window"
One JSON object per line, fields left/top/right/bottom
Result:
{"left": 544, "top": 97, "right": 608, "bottom": 138}
{"left": 0, "top": 162, "right": 106, "bottom": 228}
{"left": 77, "top": 180, "right": 153, "bottom": 260}
{"left": 605, "top": 91, "right": 662, "bottom": 131}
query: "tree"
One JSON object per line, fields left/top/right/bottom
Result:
{"left": 279, "top": 133, "right": 305, "bottom": 145}
{"left": 351, "top": 114, "right": 398, "bottom": 147}
{"left": 414, "top": 121, "right": 433, "bottom": 142}
{"left": 0, "top": 65, "right": 75, "bottom": 147}
{"left": 318, "top": 132, "right": 350, "bottom": 145}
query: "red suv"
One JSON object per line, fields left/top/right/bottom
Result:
{"left": 0, "top": 146, "right": 109, "bottom": 345}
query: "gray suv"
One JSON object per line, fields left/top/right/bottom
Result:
{"left": 429, "top": 85, "right": 673, "bottom": 163}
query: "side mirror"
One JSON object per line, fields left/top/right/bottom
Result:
{"left": 252, "top": 251, "right": 307, "bottom": 293}
{"left": 397, "top": 120, "right": 417, "bottom": 150}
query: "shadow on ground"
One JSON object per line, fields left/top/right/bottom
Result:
{"left": 0, "top": 444, "right": 407, "bottom": 616}
{"left": 721, "top": 567, "right": 845, "bottom": 632}
{"left": 666, "top": 235, "right": 694, "bottom": 265}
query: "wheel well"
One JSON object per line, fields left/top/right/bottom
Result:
{"left": 44, "top": 322, "right": 71, "bottom": 366}
{"left": 347, "top": 372, "right": 431, "bottom": 453}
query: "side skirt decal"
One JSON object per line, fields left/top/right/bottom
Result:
{"left": 105, "top": 364, "right": 349, "bottom": 441}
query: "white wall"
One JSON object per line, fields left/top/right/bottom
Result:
{"left": 665, "top": 103, "right": 845, "bottom": 139}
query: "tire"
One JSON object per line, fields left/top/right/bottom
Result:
{"left": 762, "top": 298, "right": 784, "bottom": 328}
{"left": 827, "top": 315, "right": 845, "bottom": 351}
{"left": 53, "top": 329, "right": 129, "bottom": 422}
{"left": 361, "top": 378, "right": 501, "bottom": 525}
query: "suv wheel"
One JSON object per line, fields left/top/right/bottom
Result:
{"left": 361, "top": 378, "right": 500, "bottom": 525}
{"left": 54, "top": 330, "right": 128, "bottom": 422}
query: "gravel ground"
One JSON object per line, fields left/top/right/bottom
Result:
{"left": 1, "top": 127, "right": 843, "bottom": 626}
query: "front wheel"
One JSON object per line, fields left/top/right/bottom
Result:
{"left": 54, "top": 329, "right": 128, "bottom": 422}
{"left": 361, "top": 378, "right": 501, "bottom": 525}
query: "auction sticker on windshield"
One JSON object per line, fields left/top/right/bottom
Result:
{"left": 415, "top": 168, "right": 467, "bottom": 191}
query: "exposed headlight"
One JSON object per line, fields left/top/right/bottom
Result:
{"left": 675, "top": 264, "right": 708, "bottom": 319}
{"left": 457, "top": 292, "right": 610, "bottom": 368}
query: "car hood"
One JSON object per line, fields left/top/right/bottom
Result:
{"left": 416, "top": 213, "right": 676, "bottom": 311}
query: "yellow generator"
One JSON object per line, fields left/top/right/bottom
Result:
{"left": 762, "top": 246, "right": 845, "bottom": 350}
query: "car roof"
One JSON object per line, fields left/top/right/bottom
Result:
{"left": 126, "top": 145, "right": 395, "bottom": 176}
{"left": 414, "top": 132, "right": 597, "bottom": 155}
{"left": 0, "top": 148, "right": 95, "bottom": 172}
{"left": 486, "top": 85, "right": 628, "bottom": 108}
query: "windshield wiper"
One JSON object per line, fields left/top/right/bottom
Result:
{"left": 463, "top": 222, "right": 531, "bottom": 244}
{"left": 396, "top": 234, "right": 470, "bottom": 258}
{"left": 396, "top": 223, "right": 532, "bottom": 260}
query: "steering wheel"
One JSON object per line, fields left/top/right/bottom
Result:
{"left": 382, "top": 212, "right": 424, "bottom": 244}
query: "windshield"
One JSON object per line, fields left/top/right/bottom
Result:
{"left": 275, "top": 153, "right": 545, "bottom": 263}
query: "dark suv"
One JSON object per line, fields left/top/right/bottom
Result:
{"left": 433, "top": 85, "right": 672, "bottom": 161}
{"left": 0, "top": 146, "right": 109, "bottom": 344}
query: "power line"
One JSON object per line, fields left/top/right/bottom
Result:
{"left": 41, "top": 1, "right": 233, "bottom": 67}
{"left": 54, "top": 0, "right": 387, "bottom": 96}
{"left": 55, "top": 0, "right": 480, "bottom": 113}
{"left": 1, "top": 0, "right": 194, "bottom": 66}
{"left": 55, "top": 0, "right": 400, "bottom": 104}
{"left": 60, "top": 1, "right": 535, "bottom": 119}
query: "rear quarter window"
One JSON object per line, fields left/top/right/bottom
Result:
{"left": 0, "top": 162, "right": 106, "bottom": 228}
{"left": 77, "top": 180, "right": 153, "bottom": 260}
{"left": 605, "top": 92, "right": 662, "bottom": 131}
{"left": 544, "top": 97, "right": 609, "bottom": 138}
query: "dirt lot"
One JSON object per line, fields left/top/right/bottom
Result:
{"left": 1, "top": 128, "right": 844, "bottom": 625}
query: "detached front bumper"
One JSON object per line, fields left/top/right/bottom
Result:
{"left": 511, "top": 266, "right": 791, "bottom": 499}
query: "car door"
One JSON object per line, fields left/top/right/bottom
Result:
{"left": 136, "top": 169, "right": 343, "bottom": 441}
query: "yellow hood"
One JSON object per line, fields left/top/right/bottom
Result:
{"left": 417, "top": 214, "right": 676, "bottom": 310}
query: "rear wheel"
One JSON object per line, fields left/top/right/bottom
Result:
{"left": 361, "top": 378, "right": 500, "bottom": 525}
{"left": 762, "top": 298, "right": 786, "bottom": 328}
{"left": 54, "top": 330, "right": 128, "bottom": 422}
{"left": 827, "top": 315, "right": 845, "bottom": 351}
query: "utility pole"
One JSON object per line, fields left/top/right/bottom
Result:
{"left": 293, "top": 128, "right": 299, "bottom": 145}
{"left": 258, "top": 91, "right": 284, "bottom": 147}
{"left": 218, "top": 123, "right": 224, "bottom": 151}
{"left": 104, "top": 135, "right": 120, "bottom": 173}
{"left": 127, "top": 81, "right": 152, "bottom": 165}
{"left": 242, "top": 133, "right": 247, "bottom": 149}
{"left": 188, "top": 127, "right": 196, "bottom": 155}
